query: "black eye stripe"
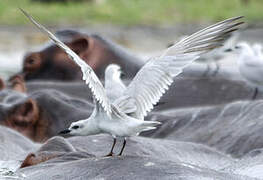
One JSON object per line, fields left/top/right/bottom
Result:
{"left": 72, "top": 125, "right": 79, "bottom": 129}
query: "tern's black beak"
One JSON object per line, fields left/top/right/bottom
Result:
{"left": 59, "top": 129, "right": 71, "bottom": 135}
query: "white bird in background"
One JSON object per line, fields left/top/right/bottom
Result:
{"left": 105, "top": 64, "right": 139, "bottom": 114}
{"left": 105, "top": 64, "right": 126, "bottom": 102}
{"left": 234, "top": 42, "right": 263, "bottom": 99}
{"left": 21, "top": 8, "right": 243, "bottom": 156}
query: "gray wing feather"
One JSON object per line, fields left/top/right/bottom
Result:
{"left": 162, "top": 16, "right": 244, "bottom": 57}
{"left": 115, "top": 16, "right": 243, "bottom": 119}
{"left": 20, "top": 8, "right": 111, "bottom": 114}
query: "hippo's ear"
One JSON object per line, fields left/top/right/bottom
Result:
{"left": 0, "top": 77, "right": 5, "bottom": 90}
{"left": 12, "top": 99, "right": 39, "bottom": 126}
{"left": 20, "top": 153, "right": 36, "bottom": 168}
{"left": 69, "top": 37, "right": 92, "bottom": 56}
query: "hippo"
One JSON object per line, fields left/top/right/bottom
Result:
{"left": 16, "top": 30, "right": 144, "bottom": 81}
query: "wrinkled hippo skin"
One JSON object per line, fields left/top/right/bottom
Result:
{"left": 145, "top": 99, "right": 263, "bottom": 158}
{"left": 18, "top": 156, "right": 249, "bottom": 180}
{"left": 226, "top": 148, "right": 263, "bottom": 178}
{"left": 20, "top": 135, "right": 233, "bottom": 170}
{"left": 17, "top": 135, "right": 252, "bottom": 180}
{"left": 16, "top": 30, "right": 143, "bottom": 81}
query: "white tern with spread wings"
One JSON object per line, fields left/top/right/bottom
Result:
{"left": 21, "top": 8, "right": 243, "bottom": 156}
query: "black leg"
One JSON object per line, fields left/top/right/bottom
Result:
{"left": 105, "top": 138, "right": 116, "bottom": 157}
{"left": 118, "top": 138, "right": 127, "bottom": 156}
{"left": 252, "top": 87, "right": 258, "bottom": 100}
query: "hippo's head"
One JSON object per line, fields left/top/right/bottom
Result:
{"left": 18, "top": 30, "right": 127, "bottom": 81}
{"left": 0, "top": 76, "right": 44, "bottom": 141}
{"left": 23, "top": 31, "right": 91, "bottom": 81}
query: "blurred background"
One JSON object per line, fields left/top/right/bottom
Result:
{"left": 0, "top": 0, "right": 263, "bottom": 79}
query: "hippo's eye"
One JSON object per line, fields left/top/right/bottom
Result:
{"left": 27, "top": 59, "right": 35, "bottom": 65}
{"left": 72, "top": 125, "right": 79, "bottom": 129}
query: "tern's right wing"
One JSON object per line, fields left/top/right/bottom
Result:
{"left": 21, "top": 9, "right": 112, "bottom": 114}
{"left": 114, "top": 16, "right": 244, "bottom": 120}
{"left": 161, "top": 16, "right": 244, "bottom": 57}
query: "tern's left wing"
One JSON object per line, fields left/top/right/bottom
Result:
{"left": 20, "top": 9, "right": 111, "bottom": 114}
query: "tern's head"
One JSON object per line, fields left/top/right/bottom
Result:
{"left": 105, "top": 64, "right": 124, "bottom": 81}
{"left": 59, "top": 120, "right": 87, "bottom": 136}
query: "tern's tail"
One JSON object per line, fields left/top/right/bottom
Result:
{"left": 140, "top": 120, "right": 161, "bottom": 132}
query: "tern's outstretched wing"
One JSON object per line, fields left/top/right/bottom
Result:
{"left": 20, "top": 9, "right": 111, "bottom": 114}
{"left": 161, "top": 16, "right": 244, "bottom": 57}
{"left": 114, "top": 16, "right": 244, "bottom": 119}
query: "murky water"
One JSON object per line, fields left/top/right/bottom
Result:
{"left": 0, "top": 161, "right": 26, "bottom": 179}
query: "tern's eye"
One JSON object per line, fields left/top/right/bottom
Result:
{"left": 235, "top": 45, "right": 241, "bottom": 49}
{"left": 72, "top": 125, "right": 79, "bottom": 129}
